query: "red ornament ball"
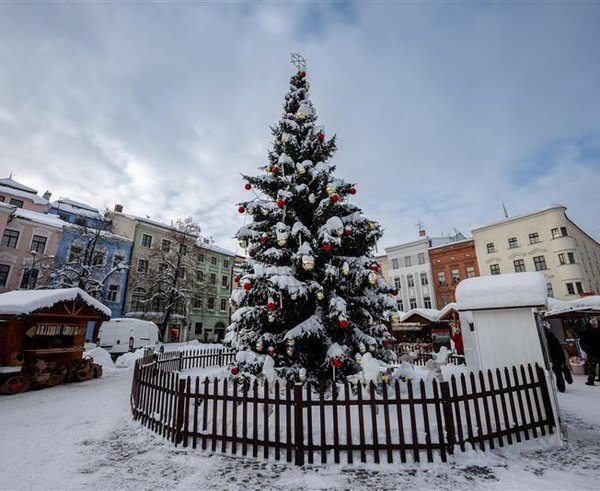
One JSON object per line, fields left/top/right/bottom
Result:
{"left": 230, "top": 366, "right": 239, "bottom": 376}
{"left": 299, "top": 70, "right": 306, "bottom": 78}
{"left": 277, "top": 198, "right": 285, "bottom": 208}
{"left": 330, "top": 193, "right": 339, "bottom": 202}
{"left": 349, "top": 187, "right": 357, "bottom": 195}
{"left": 267, "top": 301, "right": 276, "bottom": 311}
{"left": 322, "top": 243, "right": 332, "bottom": 252}
{"left": 272, "top": 165, "right": 279, "bottom": 174}
{"left": 242, "top": 281, "right": 252, "bottom": 290}
{"left": 267, "top": 347, "right": 276, "bottom": 356}
{"left": 370, "top": 264, "right": 380, "bottom": 273}
{"left": 244, "top": 183, "right": 252, "bottom": 190}
{"left": 248, "top": 249, "right": 255, "bottom": 257}
{"left": 338, "top": 318, "right": 349, "bottom": 329}
{"left": 234, "top": 275, "right": 240, "bottom": 284}
{"left": 391, "top": 289, "right": 399, "bottom": 296}
{"left": 317, "top": 132, "right": 325, "bottom": 141}
{"left": 332, "top": 358, "right": 343, "bottom": 368}
{"left": 261, "top": 234, "right": 269, "bottom": 244}
{"left": 238, "top": 205, "right": 246, "bottom": 214}
{"left": 343, "top": 227, "right": 352, "bottom": 236}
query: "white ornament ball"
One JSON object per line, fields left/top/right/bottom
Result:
{"left": 308, "top": 193, "right": 316, "bottom": 204}
{"left": 302, "top": 255, "right": 315, "bottom": 271}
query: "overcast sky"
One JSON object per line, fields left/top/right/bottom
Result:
{"left": 1, "top": 2, "right": 599, "bottom": 252}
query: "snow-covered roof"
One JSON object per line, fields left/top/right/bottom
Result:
{"left": 438, "top": 302, "right": 458, "bottom": 320}
{"left": 456, "top": 272, "right": 547, "bottom": 311}
{"left": 544, "top": 295, "right": 600, "bottom": 317}
{"left": 428, "top": 238, "right": 474, "bottom": 251}
{"left": 0, "top": 288, "right": 111, "bottom": 318}
{"left": 472, "top": 204, "right": 566, "bottom": 232}
{"left": 401, "top": 308, "right": 441, "bottom": 323}
{"left": 0, "top": 184, "right": 49, "bottom": 205}
{"left": 51, "top": 199, "right": 102, "bottom": 219}
{"left": 199, "top": 242, "right": 236, "bottom": 257}
{"left": 63, "top": 223, "right": 132, "bottom": 242}
{"left": 0, "top": 176, "right": 38, "bottom": 194}
{"left": 14, "top": 208, "right": 66, "bottom": 229}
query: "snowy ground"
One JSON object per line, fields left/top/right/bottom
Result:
{"left": 1, "top": 365, "right": 599, "bottom": 490}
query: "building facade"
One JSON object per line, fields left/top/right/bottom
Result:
{"left": 471, "top": 205, "right": 600, "bottom": 300}
{"left": 429, "top": 239, "right": 479, "bottom": 308}
{"left": 384, "top": 231, "right": 466, "bottom": 311}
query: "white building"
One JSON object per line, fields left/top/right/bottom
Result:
{"left": 384, "top": 231, "right": 466, "bottom": 311}
{"left": 471, "top": 205, "right": 600, "bottom": 301}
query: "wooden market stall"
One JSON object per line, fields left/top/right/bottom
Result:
{"left": 391, "top": 308, "right": 451, "bottom": 353}
{"left": 0, "top": 288, "right": 111, "bottom": 395}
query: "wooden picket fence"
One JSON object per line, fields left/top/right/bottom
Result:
{"left": 130, "top": 349, "right": 556, "bottom": 465}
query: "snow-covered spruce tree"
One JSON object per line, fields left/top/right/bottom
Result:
{"left": 225, "top": 61, "right": 399, "bottom": 385}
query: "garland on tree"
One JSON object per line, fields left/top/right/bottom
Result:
{"left": 225, "top": 57, "right": 400, "bottom": 385}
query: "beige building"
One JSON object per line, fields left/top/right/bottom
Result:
{"left": 471, "top": 205, "right": 600, "bottom": 300}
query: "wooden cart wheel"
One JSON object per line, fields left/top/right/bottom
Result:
{"left": 46, "top": 374, "right": 65, "bottom": 387}
{"left": 0, "top": 375, "right": 31, "bottom": 395}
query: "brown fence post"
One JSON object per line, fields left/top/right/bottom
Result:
{"left": 179, "top": 351, "right": 184, "bottom": 371}
{"left": 294, "top": 383, "right": 305, "bottom": 466}
{"left": 535, "top": 364, "right": 556, "bottom": 431}
{"left": 175, "top": 377, "right": 187, "bottom": 446}
{"left": 440, "top": 381, "right": 456, "bottom": 455}
{"left": 130, "top": 360, "right": 139, "bottom": 413}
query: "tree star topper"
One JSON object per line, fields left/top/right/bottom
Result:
{"left": 290, "top": 52, "right": 307, "bottom": 71}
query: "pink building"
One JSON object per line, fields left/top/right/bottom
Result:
{"left": 0, "top": 177, "right": 65, "bottom": 292}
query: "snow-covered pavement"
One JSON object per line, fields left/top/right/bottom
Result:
{"left": 1, "top": 367, "right": 599, "bottom": 490}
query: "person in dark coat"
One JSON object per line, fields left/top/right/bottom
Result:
{"left": 544, "top": 327, "right": 570, "bottom": 392}
{"left": 580, "top": 318, "right": 600, "bottom": 386}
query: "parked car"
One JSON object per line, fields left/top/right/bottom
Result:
{"left": 98, "top": 318, "right": 159, "bottom": 357}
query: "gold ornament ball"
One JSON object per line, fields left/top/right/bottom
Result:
{"left": 297, "top": 166, "right": 306, "bottom": 175}
{"left": 290, "top": 292, "right": 298, "bottom": 300}
{"left": 381, "top": 373, "right": 390, "bottom": 382}
{"left": 316, "top": 290, "right": 325, "bottom": 301}
{"left": 282, "top": 135, "right": 290, "bottom": 143}
{"left": 302, "top": 255, "right": 315, "bottom": 271}
{"left": 391, "top": 312, "right": 400, "bottom": 323}
{"left": 287, "top": 338, "right": 295, "bottom": 346}
{"left": 368, "top": 221, "right": 377, "bottom": 230}
{"left": 255, "top": 341, "right": 264, "bottom": 352}
{"left": 368, "top": 271, "right": 377, "bottom": 285}
{"left": 286, "top": 346, "right": 294, "bottom": 357}
{"left": 296, "top": 111, "right": 307, "bottom": 121}
{"left": 238, "top": 238, "right": 247, "bottom": 248}
{"left": 277, "top": 236, "right": 288, "bottom": 246}
{"left": 368, "top": 344, "right": 376, "bottom": 352}
{"left": 341, "top": 266, "right": 350, "bottom": 277}
{"left": 268, "top": 313, "right": 276, "bottom": 323}
{"left": 304, "top": 81, "right": 311, "bottom": 91}
{"left": 326, "top": 184, "right": 337, "bottom": 195}
{"left": 308, "top": 193, "right": 316, "bottom": 204}
{"left": 262, "top": 208, "right": 269, "bottom": 216}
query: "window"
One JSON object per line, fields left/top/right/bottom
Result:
{"left": 92, "top": 252, "right": 105, "bottom": 266}
{"left": 397, "top": 299, "right": 403, "bottom": 311}
{"left": 558, "top": 253, "right": 566, "bottom": 265}
{"left": 420, "top": 272, "right": 428, "bottom": 286}
{"left": 9, "top": 198, "right": 24, "bottom": 208}
{"left": 112, "top": 254, "right": 125, "bottom": 268}
{"left": 161, "top": 239, "right": 171, "bottom": 252}
{"left": 131, "top": 288, "right": 146, "bottom": 311}
{"left": 439, "top": 294, "right": 449, "bottom": 308}
{"left": 198, "top": 253, "right": 205, "bottom": 263}
{"left": 141, "top": 234, "right": 152, "bottom": 247}
{"left": 508, "top": 237, "right": 519, "bottom": 249}
{"left": 0, "top": 195, "right": 4, "bottom": 202}
{"left": 179, "top": 244, "right": 188, "bottom": 256}
{"left": 391, "top": 258, "right": 399, "bottom": 269}
{"left": 220, "top": 299, "right": 227, "bottom": 310}
{"left": 409, "top": 298, "right": 417, "bottom": 309}
{"left": 566, "top": 283, "right": 575, "bottom": 295}
{"left": 404, "top": 256, "right": 412, "bottom": 267}
{"left": 68, "top": 245, "right": 82, "bottom": 263}
{"left": 1, "top": 229, "right": 19, "bottom": 248}
{"left": 576, "top": 282, "right": 584, "bottom": 294}
{"left": 533, "top": 256, "right": 547, "bottom": 271}
{"left": 551, "top": 227, "right": 568, "bottom": 239}
{"left": 466, "top": 266, "right": 476, "bottom": 278}
{"left": 30, "top": 235, "right": 47, "bottom": 254}
{"left": 438, "top": 272, "right": 446, "bottom": 286}
{"left": 529, "top": 232, "right": 541, "bottom": 244}
{"left": 107, "top": 285, "right": 119, "bottom": 302}
{"left": 567, "top": 252, "right": 576, "bottom": 264}
{"left": 0, "top": 264, "right": 10, "bottom": 287}
{"left": 223, "top": 259, "right": 230, "bottom": 268}
{"left": 207, "top": 297, "right": 215, "bottom": 310}
{"left": 513, "top": 259, "right": 526, "bottom": 272}
{"left": 393, "top": 277, "right": 401, "bottom": 289}
{"left": 193, "top": 297, "right": 202, "bottom": 309}
{"left": 222, "top": 275, "right": 229, "bottom": 287}
{"left": 486, "top": 243, "right": 496, "bottom": 254}
{"left": 418, "top": 253, "right": 425, "bottom": 265}
{"left": 451, "top": 269, "right": 460, "bottom": 283}
{"left": 407, "top": 274, "right": 414, "bottom": 287}
{"left": 20, "top": 269, "right": 39, "bottom": 289}
{"left": 194, "top": 322, "right": 203, "bottom": 335}
{"left": 137, "top": 259, "right": 149, "bottom": 273}
{"left": 546, "top": 283, "right": 554, "bottom": 298}
{"left": 176, "top": 267, "right": 186, "bottom": 280}
{"left": 210, "top": 256, "right": 217, "bottom": 266}
{"left": 490, "top": 264, "right": 500, "bottom": 275}
{"left": 423, "top": 296, "right": 431, "bottom": 309}
{"left": 197, "top": 271, "right": 205, "bottom": 282}
{"left": 209, "top": 273, "right": 216, "bottom": 285}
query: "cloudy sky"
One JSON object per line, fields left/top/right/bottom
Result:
{"left": 1, "top": 2, "right": 599, "bottom": 252}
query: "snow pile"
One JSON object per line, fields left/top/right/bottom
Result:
{"left": 84, "top": 347, "right": 115, "bottom": 370}
{"left": 456, "top": 272, "right": 547, "bottom": 310}
{"left": 115, "top": 348, "right": 146, "bottom": 368}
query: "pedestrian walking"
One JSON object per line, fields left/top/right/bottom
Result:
{"left": 544, "top": 325, "right": 571, "bottom": 392}
{"left": 580, "top": 318, "right": 600, "bottom": 386}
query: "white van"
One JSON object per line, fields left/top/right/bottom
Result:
{"left": 98, "top": 318, "right": 160, "bottom": 357}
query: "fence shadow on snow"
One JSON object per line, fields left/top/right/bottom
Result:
{"left": 130, "top": 348, "right": 556, "bottom": 465}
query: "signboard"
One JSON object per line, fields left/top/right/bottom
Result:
{"left": 392, "top": 323, "right": 423, "bottom": 332}
{"left": 26, "top": 324, "right": 80, "bottom": 337}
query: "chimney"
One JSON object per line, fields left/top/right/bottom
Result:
{"left": 42, "top": 191, "right": 52, "bottom": 200}
{"left": 419, "top": 229, "right": 427, "bottom": 237}
{"left": 114, "top": 204, "right": 123, "bottom": 213}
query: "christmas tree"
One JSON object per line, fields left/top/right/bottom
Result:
{"left": 225, "top": 54, "right": 399, "bottom": 385}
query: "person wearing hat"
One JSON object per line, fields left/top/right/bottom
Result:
{"left": 580, "top": 318, "right": 600, "bottom": 386}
